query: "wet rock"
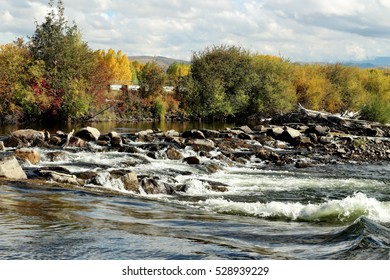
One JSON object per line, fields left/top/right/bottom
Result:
{"left": 166, "top": 147, "right": 183, "bottom": 160}
{"left": 110, "top": 136, "right": 123, "bottom": 147}
{"left": 295, "top": 160, "right": 314, "bottom": 168}
{"left": 15, "top": 148, "right": 41, "bottom": 164}
{"left": 237, "top": 125, "right": 253, "bottom": 134}
{"left": 306, "top": 125, "right": 330, "bottom": 136}
{"left": 11, "top": 129, "right": 45, "bottom": 144}
{"left": 74, "top": 171, "right": 98, "bottom": 181}
{"left": 39, "top": 166, "right": 72, "bottom": 175}
{"left": 46, "top": 151, "right": 66, "bottom": 162}
{"left": 40, "top": 170, "right": 85, "bottom": 186}
{"left": 181, "top": 129, "right": 206, "bottom": 139}
{"left": 0, "top": 156, "right": 27, "bottom": 179}
{"left": 186, "top": 138, "right": 215, "bottom": 149}
{"left": 164, "top": 130, "right": 180, "bottom": 138}
{"left": 3, "top": 136, "right": 24, "bottom": 148}
{"left": 136, "top": 129, "right": 154, "bottom": 137}
{"left": 204, "top": 162, "right": 220, "bottom": 173}
{"left": 200, "top": 129, "right": 220, "bottom": 139}
{"left": 68, "top": 137, "right": 87, "bottom": 148}
{"left": 75, "top": 127, "right": 101, "bottom": 142}
{"left": 267, "top": 126, "right": 284, "bottom": 139}
{"left": 140, "top": 178, "right": 175, "bottom": 195}
{"left": 237, "top": 133, "right": 253, "bottom": 140}
{"left": 118, "top": 146, "right": 141, "bottom": 153}
{"left": 49, "top": 135, "right": 63, "bottom": 146}
{"left": 118, "top": 171, "right": 138, "bottom": 192}
{"left": 184, "top": 156, "right": 200, "bottom": 165}
{"left": 280, "top": 127, "right": 301, "bottom": 143}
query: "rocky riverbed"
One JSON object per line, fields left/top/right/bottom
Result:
{"left": 1, "top": 108, "right": 389, "bottom": 195}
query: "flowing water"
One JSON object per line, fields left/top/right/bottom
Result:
{"left": 0, "top": 123, "right": 390, "bottom": 260}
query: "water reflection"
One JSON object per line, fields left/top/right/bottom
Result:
{"left": 0, "top": 120, "right": 240, "bottom": 135}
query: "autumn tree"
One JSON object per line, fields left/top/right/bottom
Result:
{"left": 96, "top": 49, "right": 132, "bottom": 85}
{"left": 166, "top": 62, "right": 190, "bottom": 86}
{"left": 0, "top": 40, "right": 45, "bottom": 122}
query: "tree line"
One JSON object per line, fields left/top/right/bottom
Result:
{"left": 1, "top": 0, "right": 389, "bottom": 124}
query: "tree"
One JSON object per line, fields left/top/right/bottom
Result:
{"left": 138, "top": 61, "right": 166, "bottom": 98}
{"left": 167, "top": 62, "right": 190, "bottom": 86}
{"left": 29, "top": 0, "right": 95, "bottom": 120}
{"left": 182, "top": 45, "right": 254, "bottom": 119}
{"left": 0, "top": 40, "right": 45, "bottom": 122}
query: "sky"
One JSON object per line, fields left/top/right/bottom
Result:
{"left": 1, "top": 0, "right": 390, "bottom": 62}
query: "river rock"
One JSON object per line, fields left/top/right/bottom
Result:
{"left": 186, "top": 138, "right": 215, "bottom": 149}
{"left": 166, "top": 147, "right": 183, "bottom": 160}
{"left": 119, "top": 171, "right": 138, "bottom": 192}
{"left": 200, "top": 129, "right": 220, "bottom": 139}
{"left": 140, "top": 177, "right": 175, "bottom": 195}
{"left": 46, "top": 151, "right": 66, "bottom": 162}
{"left": 49, "top": 135, "right": 63, "bottom": 146}
{"left": 0, "top": 156, "right": 27, "bottom": 179}
{"left": 68, "top": 137, "right": 87, "bottom": 148}
{"left": 237, "top": 125, "right": 253, "bottom": 134}
{"left": 164, "top": 130, "right": 180, "bottom": 138}
{"left": 15, "top": 148, "right": 41, "bottom": 164}
{"left": 11, "top": 129, "right": 45, "bottom": 143}
{"left": 280, "top": 127, "right": 301, "bottom": 143}
{"left": 3, "top": 136, "right": 23, "bottom": 148}
{"left": 110, "top": 136, "right": 123, "bottom": 147}
{"left": 75, "top": 127, "right": 101, "bottom": 142}
{"left": 184, "top": 156, "right": 200, "bottom": 165}
{"left": 181, "top": 130, "right": 206, "bottom": 139}
{"left": 40, "top": 170, "right": 84, "bottom": 186}
{"left": 267, "top": 127, "right": 284, "bottom": 139}
{"left": 306, "top": 125, "right": 330, "bottom": 136}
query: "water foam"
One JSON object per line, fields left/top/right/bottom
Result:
{"left": 198, "top": 192, "right": 390, "bottom": 224}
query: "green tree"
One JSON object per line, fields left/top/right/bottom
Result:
{"left": 248, "top": 55, "right": 296, "bottom": 116}
{"left": 29, "top": 0, "right": 95, "bottom": 120}
{"left": 139, "top": 61, "right": 166, "bottom": 98}
{"left": 182, "top": 45, "right": 254, "bottom": 119}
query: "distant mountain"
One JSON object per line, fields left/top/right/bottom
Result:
{"left": 128, "top": 56, "right": 190, "bottom": 69}
{"left": 343, "top": 56, "right": 390, "bottom": 68}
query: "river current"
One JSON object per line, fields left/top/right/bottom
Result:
{"left": 0, "top": 122, "right": 389, "bottom": 260}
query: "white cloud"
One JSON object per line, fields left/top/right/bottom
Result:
{"left": 0, "top": 0, "right": 389, "bottom": 62}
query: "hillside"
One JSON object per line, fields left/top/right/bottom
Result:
{"left": 128, "top": 55, "right": 190, "bottom": 69}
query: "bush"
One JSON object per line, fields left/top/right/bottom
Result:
{"left": 360, "top": 97, "right": 390, "bottom": 124}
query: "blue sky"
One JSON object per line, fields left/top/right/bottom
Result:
{"left": 1, "top": 0, "right": 390, "bottom": 62}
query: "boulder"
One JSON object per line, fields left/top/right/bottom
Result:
{"left": 3, "top": 136, "right": 23, "bottom": 148}
{"left": 184, "top": 156, "right": 200, "bottom": 165}
{"left": 46, "top": 151, "right": 66, "bottom": 162}
{"left": 267, "top": 127, "right": 284, "bottom": 139}
{"left": 140, "top": 177, "right": 175, "bottom": 195}
{"left": 120, "top": 171, "right": 139, "bottom": 192}
{"left": 75, "top": 127, "right": 101, "bottom": 142}
{"left": 164, "top": 130, "right": 180, "bottom": 138}
{"left": 186, "top": 138, "right": 215, "bottom": 149}
{"left": 49, "top": 135, "right": 63, "bottom": 146}
{"left": 11, "top": 129, "right": 45, "bottom": 143}
{"left": 200, "top": 129, "right": 220, "bottom": 139}
{"left": 68, "top": 137, "right": 87, "bottom": 148}
{"left": 110, "top": 136, "right": 123, "bottom": 147}
{"left": 0, "top": 156, "right": 27, "bottom": 179}
{"left": 306, "top": 125, "right": 330, "bottom": 136}
{"left": 280, "top": 127, "right": 301, "bottom": 143}
{"left": 166, "top": 147, "right": 183, "bottom": 160}
{"left": 181, "top": 129, "right": 206, "bottom": 139}
{"left": 15, "top": 148, "right": 41, "bottom": 164}
{"left": 40, "top": 170, "right": 84, "bottom": 185}
{"left": 238, "top": 125, "right": 253, "bottom": 134}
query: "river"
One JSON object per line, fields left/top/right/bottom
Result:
{"left": 0, "top": 122, "right": 389, "bottom": 259}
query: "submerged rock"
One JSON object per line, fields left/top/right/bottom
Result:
{"left": 0, "top": 156, "right": 27, "bottom": 179}
{"left": 140, "top": 177, "right": 175, "bottom": 195}
{"left": 15, "top": 148, "right": 41, "bottom": 164}
{"left": 184, "top": 156, "right": 200, "bottom": 165}
{"left": 181, "top": 129, "right": 206, "bottom": 139}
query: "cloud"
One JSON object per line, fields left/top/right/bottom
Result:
{"left": 0, "top": 0, "right": 389, "bottom": 62}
